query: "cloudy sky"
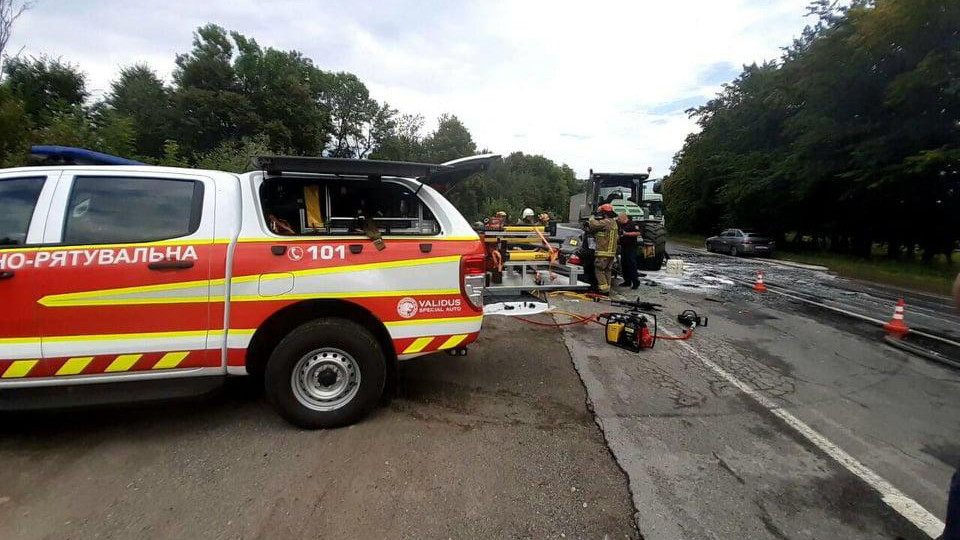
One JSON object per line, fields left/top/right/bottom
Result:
{"left": 9, "top": 0, "right": 813, "bottom": 177}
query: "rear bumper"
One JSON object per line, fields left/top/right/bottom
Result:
{"left": 742, "top": 244, "right": 774, "bottom": 254}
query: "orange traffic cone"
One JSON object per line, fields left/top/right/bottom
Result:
{"left": 753, "top": 269, "right": 768, "bottom": 292}
{"left": 883, "top": 299, "right": 910, "bottom": 338}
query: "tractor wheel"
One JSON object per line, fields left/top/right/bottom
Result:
{"left": 638, "top": 222, "right": 667, "bottom": 271}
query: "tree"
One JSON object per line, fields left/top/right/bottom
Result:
{"left": 169, "top": 87, "right": 260, "bottom": 154}
{"left": 0, "top": 0, "right": 32, "bottom": 63}
{"left": 35, "top": 105, "right": 135, "bottom": 157}
{"left": 322, "top": 72, "right": 396, "bottom": 158}
{"left": 107, "top": 64, "right": 171, "bottom": 159}
{"left": 663, "top": 0, "right": 960, "bottom": 261}
{"left": 370, "top": 113, "right": 426, "bottom": 161}
{"left": 173, "top": 24, "right": 237, "bottom": 92}
{"left": 231, "top": 32, "right": 329, "bottom": 154}
{"left": 2, "top": 55, "right": 86, "bottom": 126}
{"left": 0, "top": 84, "right": 30, "bottom": 165}
{"left": 422, "top": 114, "right": 476, "bottom": 163}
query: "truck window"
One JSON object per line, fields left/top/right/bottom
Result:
{"left": 63, "top": 176, "right": 203, "bottom": 245}
{"left": 0, "top": 177, "right": 45, "bottom": 247}
{"left": 259, "top": 178, "right": 440, "bottom": 236}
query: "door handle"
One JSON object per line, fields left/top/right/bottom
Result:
{"left": 148, "top": 260, "right": 194, "bottom": 270}
{"left": 0, "top": 271, "right": 13, "bottom": 279}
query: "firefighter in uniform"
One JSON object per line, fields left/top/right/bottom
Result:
{"left": 519, "top": 208, "right": 537, "bottom": 225}
{"left": 588, "top": 203, "right": 619, "bottom": 295}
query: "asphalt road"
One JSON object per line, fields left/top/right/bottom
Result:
{"left": 672, "top": 245, "right": 960, "bottom": 342}
{"left": 3, "top": 248, "right": 958, "bottom": 540}
{"left": 550, "top": 256, "right": 959, "bottom": 539}
{"left": 0, "top": 316, "right": 637, "bottom": 540}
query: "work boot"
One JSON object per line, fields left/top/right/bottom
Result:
{"left": 631, "top": 282, "right": 640, "bottom": 289}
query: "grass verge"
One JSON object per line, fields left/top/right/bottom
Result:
{"left": 771, "top": 251, "right": 955, "bottom": 297}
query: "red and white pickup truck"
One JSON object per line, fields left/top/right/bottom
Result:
{"left": 0, "top": 153, "right": 497, "bottom": 428}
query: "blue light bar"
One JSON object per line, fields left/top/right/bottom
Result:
{"left": 30, "top": 145, "right": 145, "bottom": 166}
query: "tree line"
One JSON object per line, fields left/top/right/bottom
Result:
{"left": 0, "top": 22, "right": 582, "bottom": 223}
{"left": 662, "top": 0, "right": 960, "bottom": 261}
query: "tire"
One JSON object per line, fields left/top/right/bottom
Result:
{"left": 265, "top": 318, "right": 386, "bottom": 429}
{"left": 705, "top": 242, "right": 713, "bottom": 253}
{"left": 730, "top": 246, "right": 739, "bottom": 257}
{"left": 637, "top": 221, "right": 667, "bottom": 271}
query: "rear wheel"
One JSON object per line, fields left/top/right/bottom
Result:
{"left": 265, "top": 318, "right": 386, "bottom": 429}
{"left": 730, "top": 246, "right": 739, "bottom": 257}
{"left": 638, "top": 221, "right": 667, "bottom": 271}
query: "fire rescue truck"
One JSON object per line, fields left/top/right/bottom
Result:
{"left": 0, "top": 149, "right": 502, "bottom": 428}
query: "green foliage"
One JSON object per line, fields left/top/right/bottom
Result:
{"left": 2, "top": 56, "right": 87, "bottom": 127}
{"left": 107, "top": 64, "right": 171, "bottom": 159}
{"left": 422, "top": 114, "right": 477, "bottom": 163}
{"left": 35, "top": 106, "right": 136, "bottom": 157}
{"left": 447, "top": 152, "right": 580, "bottom": 223}
{"left": 664, "top": 0, "right": 960, "bottom": 260}
{"left": 169, "top": 87, "right": 260, "bottom": 154}
{"left": 195, "top": 136, "right": 271, "bottom": 173}
{"left": 0, "top": 85, "right": 31, "bottom": 166}
{"left": 231, "top": 32, "right": 329, "bottom": 154}
{"left": 159, "top": 140, "right": 190, "bottom": 168}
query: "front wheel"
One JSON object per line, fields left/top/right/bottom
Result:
{"left": 730, "top": 246, "right": 739, "bottom": 257}
{"left": 265, "top": 318, "right": 386, "bottom": 429}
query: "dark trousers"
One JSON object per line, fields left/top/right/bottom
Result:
{"left": 945, "top": 467, "right": 960, "bottom": 540}
{"left": 620, "top": 243, "right": 638, "bottom": 285}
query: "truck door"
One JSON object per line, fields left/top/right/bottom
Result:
{"left": 0, "top": 173, "right": 55, "bottom": 380}
{"left": 31, "top": 170, "right": 219, "bottom": 382}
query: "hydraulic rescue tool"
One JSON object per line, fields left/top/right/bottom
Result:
{"left": 594, "top": 297, "right": 662, "bottom": 352}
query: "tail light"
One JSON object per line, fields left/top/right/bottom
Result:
{"left": 460, "top": 253, "right": 486, "bottom": 310}
{"left": 568, "top": 254, "right": 581, "bottom": 265}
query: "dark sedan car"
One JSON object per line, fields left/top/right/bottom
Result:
{"left": 705, "top": 229, "right": 775, "bottom": 257}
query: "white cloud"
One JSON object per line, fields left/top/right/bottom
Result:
{"left": 7, "top": 0, "right": 813, "bottom": 176}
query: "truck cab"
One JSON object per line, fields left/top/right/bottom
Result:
{"left": 0, "top": 153, "right": 494, "bottom": 428}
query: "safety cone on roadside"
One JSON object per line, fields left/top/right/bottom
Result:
{"left": 883, "top": 299, "right": 910, "bottom": 338}
{"left": 753, "top": 269, "right": 768, "bottom": 292}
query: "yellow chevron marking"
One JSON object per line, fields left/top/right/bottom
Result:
{"left": 437, "top": 334, "right": 469, "bottom": 350}
{"left": 2, "top": 360, "right": 38, "bottom": 378}
{"left": 385, "top": 315, "right": 483, "bottom": 327}
{"left": 38, "top": 256, "right": 460, "bottom": 308}
{"left": 153, "top": 352, "right": 189, "bottom": 370}
{"left": 56, "top": 357, "right": 93, "bottom": 376}
{"left": 403, "top": 337, "right": 434, "bottom": 354}
{"left": 105, "top": 354, "right": 142, "bottom": 373}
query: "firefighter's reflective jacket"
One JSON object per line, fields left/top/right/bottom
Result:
{"left": 588, "top": 215, "right": 619, "bottom": 257}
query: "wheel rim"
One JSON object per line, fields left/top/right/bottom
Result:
{"left": 291, "top": 348, "right": 361, "bottom": 412}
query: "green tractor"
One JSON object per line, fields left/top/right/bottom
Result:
{"left": 567, "top": 169, "right": 667, "bottom": 276}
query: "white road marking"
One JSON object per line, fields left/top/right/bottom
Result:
{"left": 672, "top": 332, "right": 946, "bottom": 538}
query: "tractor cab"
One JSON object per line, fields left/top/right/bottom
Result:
{"left": 579, "top": 169, "right": 652, "bottom": 221}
